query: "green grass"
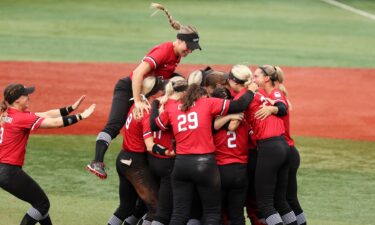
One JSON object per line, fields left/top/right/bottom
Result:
{"left": 0, "top": 0, "right": 375, "bottom": 67}
{"left": 0, "top": 135, "right": 374, "bottom": 225}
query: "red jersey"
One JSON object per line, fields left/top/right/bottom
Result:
{"left": 0, "top": 108, "right": 44, "bottom": 166}
{"left": 148, "top": 129, "right": 175, "bottom": 159}
{"left": 213, "top": 120, "right": 250, "bottom": 165}
{"left": 122, "top": 105, "right": 153, "bottom": 153}
{"left": 156, "top": 97, "right": 230, "bottom": 155}
{"left": 242, "top": 88, "right": 285, "bottom": 141}
{"left": 267, "top": 89, "right": 294, "bottom": 146}
{"left": 130, "top": 42, "right": 181, "bottom": 80}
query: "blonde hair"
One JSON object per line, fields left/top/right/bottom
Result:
{"left": 266, "top": 65, "right": 292, "bottom": 110}
{"left": 160, "top": 76, "right": 186, "bottom": 105}
{"left": 0, "top": 100, "right": 7, "bottom": 125}
{"left": 151, "top": 3, "right": 198, "bottom": 34}
{"left": 230, "top": 64, "right": 253, "bottom": 86}
{"left": 188, "top": 70, "right": 203, "bottom": 86}
{"left": 142, "top": 76, "right": 158, "bottom": 96}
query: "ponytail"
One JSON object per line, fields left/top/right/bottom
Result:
{"left": 180, "top": 84, "right": 207, "bottom": 112}
{"left": 151, "top": 3, "right": 181, "bottom": 30}
{"left": 0, "top": 100, "right": 8, "bottom": 125}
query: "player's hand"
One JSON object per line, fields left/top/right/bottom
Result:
{"left": 229, "top": 112, "right": 244, "bottom": 121}
{"left": 80, "top": 104, "right": 96, "bottom": 119}
{"left": 165, "top": 149, "right": 176, "bottom": 157}
{"left": 72, "top": 95, "right": 86, "bottom": 110}
{"left": 265, "top": 97, "right": 276, "bottom": 105}
{"left": 255, "top": 105, "right": 274, "bottom": 120}
{"left": 247, "top": 82, "right": 258, "bottom": 93}
{"left": 133, "top": 101, "right": 150, "bottom": 120}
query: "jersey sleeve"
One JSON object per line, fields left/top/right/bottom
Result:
{"left": 142, "top": 112, "right": 153, "bottom": 140}
{"left": 155, "top": 110, "right": 170, "bottom": 131}
{"left": 270, "top": 90, "right": 287, "bottom": 106}
{"left": 142, "top": 44, "right": 167, "bottom": 71}
{"left": 209, "top": 98, "right": 230, "bottom": 116}
{"left": 16, "top": 112, "right": 44, "bottom": 131}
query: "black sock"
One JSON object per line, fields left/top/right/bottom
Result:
{"left": 39, "top": 215, "right": 52, "bottom": 225}
{"left": 20, "top": 214, "right": 38, "bottom": 225}
{"left": 95, "top": 140, "right": 109, "bottom": 162}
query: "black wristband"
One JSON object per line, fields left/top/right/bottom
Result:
{"left": 59, "top": 107, "right": 69, "bottom": 116}
{"left": 67, "top": 106, "right": 74, "bottom": 113}
{"left": 62, "top": 115, "right": 79, "bottom": 127}
{"left": 152, "top": 144, "right": 167, "bottom": 155}
{"left": 78, "top": 114, "right": 83, "bottom": 120}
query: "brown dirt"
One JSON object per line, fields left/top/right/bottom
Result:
{"left": 1, "top": 61, "right": 374, "bottom": 141}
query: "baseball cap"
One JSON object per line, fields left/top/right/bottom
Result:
{"left": 4, "top": 83, "right": 35, "bottom": 105}
{"left": 177, "top": 33, "right": 201, "bottom": 51}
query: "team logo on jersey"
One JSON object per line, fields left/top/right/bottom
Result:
{"left": 274, "top": 92, "right": 281, "bottom": 98}
{"left": 1, "top": 116, "right": 13, "bottom": 123}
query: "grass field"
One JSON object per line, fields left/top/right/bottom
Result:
{"left": 0, "top": 0, "right": 375, "bottom": 67}
{"left": 0, "top": 136, "right": 374, "bottom": 225}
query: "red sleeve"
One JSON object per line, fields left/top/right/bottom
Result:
{"left": 270, "top": 90, "right": 287, "bottom": 106}
{"left": 142, "top": 113, "right": 153, "bottom": 139}
{"left": 17, "top": 112, "right": 44, "bottom": 131}
{"left": 209, "top": 98, "right": 230, "bottom": 116}
{"left": 155, "top": 110, "right": 170, "bottom": 131}
{"left": 142, "top": 44, "right": 168, "bottom": 71}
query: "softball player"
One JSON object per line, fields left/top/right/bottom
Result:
{"left": 211, "top": 87, "right": 250, "bottom": 225}
{"left": 108, "top": 76, "right": 171, "bottom": 225}
{"left": 0, "top": 83, "right": 95, "bottom": 225}
{"left": 254, "top": 66, "right": 306, "bottom": 225}
{"left": 250, "top": 66, "right": 297, "bottom": 225}
{"left": 150, "top": 82, "right": 257, "bottom": 225}
{"left": 187, "top": 68, "right": 229, "bottom": 96}
{"left": 88, "top": 2, "right": 201, "bottom": 179}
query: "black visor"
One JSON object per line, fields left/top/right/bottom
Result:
{"left": 4, "top": 84, "right": 35, "bottom": 104}
{"left": 177, "top": 33, "right": 201, "bottom": 51}
{"left": 228, "top": 72, "right": 246, "bottom": 84}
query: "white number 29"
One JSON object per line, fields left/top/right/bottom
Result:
{"left": 177, "top": 112, "right": 198, "bottom": 132}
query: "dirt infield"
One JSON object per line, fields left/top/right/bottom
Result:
{"left": 1, "top": 61, "right": 374, "bottom": 141}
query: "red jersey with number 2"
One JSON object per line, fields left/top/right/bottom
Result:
{"left": 213, "top": 120, "right": 250, "bottom": 165}
{"left": 156, "top": 97, "right": 230, "bottom": 155}
{"left": 0, "top": 108, "right": 44, "bottom": 166}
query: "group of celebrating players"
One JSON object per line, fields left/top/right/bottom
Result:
{"left": 0, "top": 3, "right": 306, "bottom": 225}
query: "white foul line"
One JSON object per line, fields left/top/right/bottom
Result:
{"left": 321, "top": 0, "right": 375, "bottom": 21}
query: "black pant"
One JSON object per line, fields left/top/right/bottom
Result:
{"left": 170, "top": 154, "right": 221, "bottom": 225}
{"left": 147, "top": 154, "right": 175, "bottom": 225}
{"left": 255, "top": 136, "right": 292, "bottom": 220}
{"left": 287, "top": 146, "right": 304, "bottom": 215}
{"left": 114, "top": 151, "right": 159, "bottom": 222}
{"left": 219, "top": 163, "right": 248, "bottom": 225}
{"left": 0, "top": 163, "right": 50, "bottom": 221}
{"left": 102, "top": 77, "right": 133, "bottom": 139}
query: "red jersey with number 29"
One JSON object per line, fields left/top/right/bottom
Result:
{"left": 213, "top": 120, "right": 250, "bottom": 165}
{"left": 122, "top": 105, "right": 153, "bottom": 153}
{"left": 156, "top": 97, "right": 230, "bottom": 155}
{"left": 0, "top": 108, "right": 44, "bottom": 166}
{"left": 130, "top": 42, "right": 181, "bottom": 80}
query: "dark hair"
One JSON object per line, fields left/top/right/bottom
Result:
{"left": 211, "top": 87, "right": 232, "bottom": 100}
{"left": 180, "top": 84, "right": 208, "bottom": 112}
{"left": 205, "top": 71, "right": 228, "bottom": 89}
{"left": 259, "top": 65, "right": 279, "bottom": 86}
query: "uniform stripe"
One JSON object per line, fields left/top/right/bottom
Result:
{"left": 156, "top": 117, "right": 167, "bottom": 130}
{"left": 143, "top": 131, "right": 152, "bottom": 137}
{"left": 31, "top": 117, "right": 42, "bottom": 131}
{"left": 220, "top": 99, "right": 228, "bottom": 116}
{"left": 265, "top": 213, "right": 283, "bottom": 225}
{"left": 281, "top": 211, "right": 297, "bottom": 224}
{"left": 27, "top": 207, "right": 43, "bottom": 221}
{"left": 296, "top": 212, "right": 307, "bottom": 225}
{"left": 143, "top": 56, "right": 157, "bottom": 69}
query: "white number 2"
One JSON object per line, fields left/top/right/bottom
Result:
{"left": 177, "top": 112, "right": 198, "bottom": 132}
{"left": 227, "top": 131, "right": 237, "bottom": 148}
{"left": 0, "top": 127, "right": 4, "bottom": 144}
